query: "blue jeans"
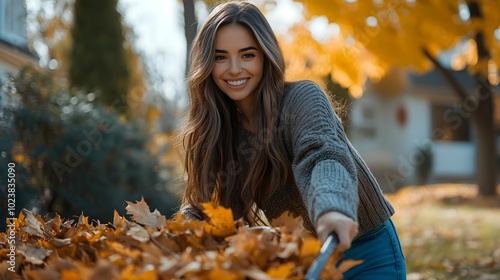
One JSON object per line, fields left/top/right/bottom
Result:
{"left": 339, "top": 219, "right": 406, "bottom": 279}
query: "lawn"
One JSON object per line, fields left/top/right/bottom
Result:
{"left": 386, "top": 184, "right": 500, "bottom": 280}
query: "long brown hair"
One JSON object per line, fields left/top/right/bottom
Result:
{"left": 181, "top": 1, "right": 290, "bottom": 225}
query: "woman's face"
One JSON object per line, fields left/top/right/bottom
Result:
{"left": 211, "top": 24, "right": 264, "bottom": 110}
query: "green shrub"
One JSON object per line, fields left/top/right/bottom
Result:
{"left": 0, "top": 67, "right": 179, "bottom": 229}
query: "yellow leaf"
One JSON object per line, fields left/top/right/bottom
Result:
{"left": 266, "top": 262, "right": 295, "bottom": 279}
{"left": 338, "top": 259, "right": 364, "bottom": 274}
{"left": 117, "top": 265, "right": 157, "bottom": 280}
{"left": 201, "top": 203, "right": 236, "bottom": 237}
{"left": 299, "top": 238, "right": 321, "bottom": 259}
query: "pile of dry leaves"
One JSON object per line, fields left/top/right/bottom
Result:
{"left": 0, "top": 198, "right": 361, "bottom": 279}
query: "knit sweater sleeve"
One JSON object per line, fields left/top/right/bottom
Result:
{"left": 282, "top": 81, "right": 359, "bottom": 225}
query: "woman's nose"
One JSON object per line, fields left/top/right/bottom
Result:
{"left": 228, "top": 59, "right": 242, "bottom": 75}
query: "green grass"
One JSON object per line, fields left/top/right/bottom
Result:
{"left": 386, "top": 184, "right": 500, "bottom": 280}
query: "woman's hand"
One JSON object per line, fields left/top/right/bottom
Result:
{"left": 316, "top": 211, "right": 359, "bottom": 252}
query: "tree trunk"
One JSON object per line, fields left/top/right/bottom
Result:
{"left": 183, "top": 0, "right": 197, "bottom": 77}
{"left": 468, "top": 0, "right": 498, "bottom": 196}
{"left": 473, "top": 85, "right": 497, "bottom": 196}
{"left": 423, "top": 49, "right": 498, "bottom": 196}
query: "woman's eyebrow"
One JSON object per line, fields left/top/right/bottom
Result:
{"left": 214, "top": 46, "right": 258, "bottom": 53}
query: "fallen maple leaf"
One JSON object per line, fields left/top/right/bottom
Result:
{"left": 201, "top": 203, "right": 236, "bottom": 237}
{"left": 20, "top": 209, "right": 45, "bottom": 238}
{"left": 126, "top": 197, "right": 166, "bottom": 229}
{"left": 271, "top": 211, "right": 303, "bottom": 232}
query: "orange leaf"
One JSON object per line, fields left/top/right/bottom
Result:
{"left": 338, "top": 259, "right": 364, "bottom": 274}
{"left": 300, "top": 238, "right": 321, "bottom": 259}
{"left": 266, "top": 262, "right": 295, "bottom": 279}
{"left": 201, "top": 203, "right": 236, "bottom": 237}
{"left": 61, "top": 269, "right": 79, "bottom": 280}
{"left": 117, "top": 265, "right": 157, "bottom": 280}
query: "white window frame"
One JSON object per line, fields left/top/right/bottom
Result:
{"left": 0, "top": 0, "right": 28, "bottom": 47}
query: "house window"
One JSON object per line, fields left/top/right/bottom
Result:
{"left": 431, "top": 104, "right": 471, "bottom": 142}
{"left": 351, "top": 105, "right": 377, "bottom": 139}
{"left": 0, "top": 0, "right": 28, "bottom": 46}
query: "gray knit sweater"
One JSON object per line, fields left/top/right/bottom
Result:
{"left": 184, "top": 80, "right": 395, "bottom": 236}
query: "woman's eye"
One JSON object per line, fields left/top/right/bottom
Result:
{"left": 242, "top": 53, "right": 255, "bottom": 59}
{"left": 215, "top": 56, "right": 226, "bottom": 61}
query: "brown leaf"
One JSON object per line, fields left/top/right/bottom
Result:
{"left": 21, "top": 209, "right": 45, "bottom": 237}
{"left": 207, "top": 268, "right": 242, "bottom": 280}
{"left": 127, "top": 224, "right": 150, "bottom": 242}
{"left": 77, "top": 212, "right": 89, "bottom": 227}
{"left": 126, "top": 197, "right": 166, "bottom": 229}
{"left": 17, "top": 244, "right": 53, "bottom": 265}
{"left": 50, "top": 238, "right": 72, "bottom": 248}
{"left": 271, "top": 211, "right": 304, "bottom": 236}
{"left": 45, "top": 214, "right": 62, "bottom": 237}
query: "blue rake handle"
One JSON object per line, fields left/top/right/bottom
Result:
{"left": 304, "top": 232, "right": 339, "bottom": 280}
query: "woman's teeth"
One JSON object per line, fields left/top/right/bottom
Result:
{"left": 227, "top": 79, "right": 247, "bottom": 86}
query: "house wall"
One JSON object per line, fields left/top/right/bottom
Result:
{"left": 349, "top": 91, "right": 414, "bottom": 191}
{"left": 0, "top": 0, "right": 35, "bottom": 79}
{"left": 349, "top": 83, "right": 477, "bottom": 191}
{"left": 411, "top": 84, "right": 477, "bottom": 180}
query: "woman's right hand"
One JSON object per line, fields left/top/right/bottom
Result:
{"left": 316, "top": 211, "right": 358, "bottom": 252}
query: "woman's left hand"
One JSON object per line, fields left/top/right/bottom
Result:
{"left": 316, "top": 211, "right": 358, "bottom": 252}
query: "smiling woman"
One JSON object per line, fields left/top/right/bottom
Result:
{"left": 212, "top": 24, "right": 264, "bottom": 131}
{"left": 178, "top": 2, "right": 406, "bottom": 279}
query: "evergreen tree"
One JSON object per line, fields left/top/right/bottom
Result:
{"left": 69, "top": 0, "right": 130, "bottom": 114}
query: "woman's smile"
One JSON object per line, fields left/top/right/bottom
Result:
{"left": 211, "top": 24, "right": 264, "bottom": 112}
{"left": 226, "top": 78, "right": 249, "bottom": 87}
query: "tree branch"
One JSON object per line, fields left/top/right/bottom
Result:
{"left": 422, "top": 48, "right": 470, "bottom": 101}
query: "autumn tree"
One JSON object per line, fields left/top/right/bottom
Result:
{"left": 288, "top": 0, "right": 500, "bottom": 196}
{"left": 69, "top": 0, "right": 131, "bottom": 115}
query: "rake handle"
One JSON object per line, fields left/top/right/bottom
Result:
{"left": 305, "top": 232, "right": 339, "bottom": 280}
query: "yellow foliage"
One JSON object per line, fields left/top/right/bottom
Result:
{"left": 289, "top": 0, "right": 500, "bottom": 95}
